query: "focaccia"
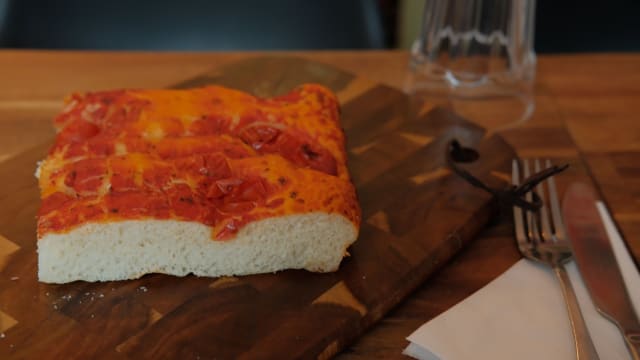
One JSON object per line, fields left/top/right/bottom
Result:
{"left": 36, "top": 84, "right": 360, "bottom": 283}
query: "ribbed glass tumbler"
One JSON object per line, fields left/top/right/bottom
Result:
{"left": 406, "top": 0, "right": 536, "bottom": 130}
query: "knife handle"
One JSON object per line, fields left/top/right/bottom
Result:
{"left": 554, "top": 265, "right": 600, "bottom": 360}
{"left": 624, "top": 332, "right": 640, "bottom": 360}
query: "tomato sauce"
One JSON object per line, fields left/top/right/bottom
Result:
{"left": 38, "top": 84, "right": 360, "bottom": 240}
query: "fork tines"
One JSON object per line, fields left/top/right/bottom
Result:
{"left": 512, "top": 159, "right": 567, "bottom": 247}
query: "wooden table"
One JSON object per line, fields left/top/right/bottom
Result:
{"left": 1, "top": 50, "right": 639, "bottom": 359}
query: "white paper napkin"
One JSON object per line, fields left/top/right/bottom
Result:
{"left": 404, "top": 202, "right": 640, "bottom": 360}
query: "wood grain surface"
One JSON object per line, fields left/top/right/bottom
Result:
{"left": 0, "top": 57, "right": 516, "bottom": 359}
{"left": 0, "top": 50, "right": 638, "bottom": 359}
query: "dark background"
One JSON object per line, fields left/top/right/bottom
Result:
{"left": 0, "top": 0, "right": 638, "bottom": 52}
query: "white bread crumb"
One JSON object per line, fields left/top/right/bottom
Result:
{"left": 35, "top": 160, "right": 44, "bottom": 179}
{"left": 38, "top": 213, "right": 357, "bottom": 283}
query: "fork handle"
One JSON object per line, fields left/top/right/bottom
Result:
{"left": 554, "top": 265, "right": 600, "bottom": 360}
{"left": 623, "top": 331, "right": 640, "bottom": 360}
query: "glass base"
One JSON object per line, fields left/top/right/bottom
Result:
{"left": 405, "top": 70, "right": 534, "bottom": 132}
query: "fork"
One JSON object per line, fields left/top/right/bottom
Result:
{"left": 512, "top": 159, "right": 600, "bottom": 360}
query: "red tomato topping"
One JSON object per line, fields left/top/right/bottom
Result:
{"left": 37, "top": 84, "right": 361, "bottom": 240}
{"left": 58, "top": 120, "right": 100, "bottom": 143}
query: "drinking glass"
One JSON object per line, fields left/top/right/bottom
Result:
{"left": 406, "top": 0, "right": 536, "bottom": 131}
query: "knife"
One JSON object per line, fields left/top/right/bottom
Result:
{"left": 562, "top": 182, "right": 640, "bottom": 360}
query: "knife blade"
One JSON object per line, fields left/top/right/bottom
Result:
{"left": 562, "top": 182, "right": 640, "bottom": 360}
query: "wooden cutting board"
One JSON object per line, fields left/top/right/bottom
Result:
{"left": 0, "top": 57, "right": 515, "bottom": 359}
